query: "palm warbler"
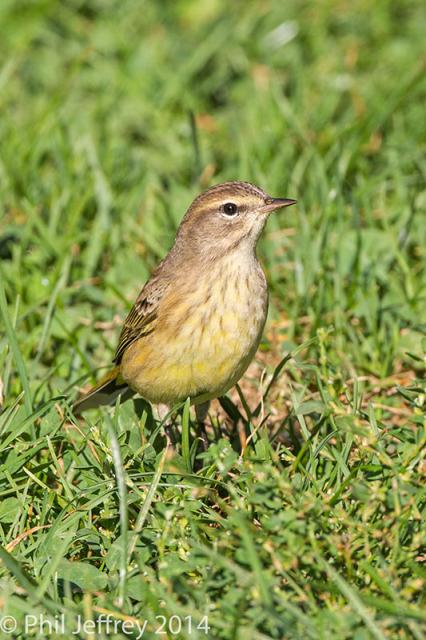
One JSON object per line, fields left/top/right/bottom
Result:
{"left": 73, "top": 182, "right": 296, "bottom": 413}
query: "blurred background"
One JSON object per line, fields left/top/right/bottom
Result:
{"left": 1, "top": 0, "right": 424, "bottom": 389}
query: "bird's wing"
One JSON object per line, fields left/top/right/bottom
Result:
{"left": 113, "top": 276, "right": 168, "bottom": 364}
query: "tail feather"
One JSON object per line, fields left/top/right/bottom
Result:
{"left": 73, "top": 367, "right": 134, "bottom": 414}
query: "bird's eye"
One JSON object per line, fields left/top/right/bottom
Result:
{"left": 222, "top": 202, "right": 238, "bottom": 216}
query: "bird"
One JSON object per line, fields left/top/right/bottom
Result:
{"left": 73, "top": 181, "right": 296, "bottom": 415}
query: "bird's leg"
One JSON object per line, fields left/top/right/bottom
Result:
{"left": 156, "top": 403, "right": 180, "bottom": 446}
{"left": 195, "top": 401, "right": 210, "bottom": 423}
{"left": 195, "top": 401, "right": 211, "bottom": 449}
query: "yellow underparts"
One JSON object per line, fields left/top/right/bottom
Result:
{"left": 120, "top": 257, "right": 267, "bottom": 405}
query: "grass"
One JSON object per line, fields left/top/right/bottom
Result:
{"left": 0, "top": 0, "right": 425, "bottom": 638}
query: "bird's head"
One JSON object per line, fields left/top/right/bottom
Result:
{"left": 175, "top": 181, "right": 296, "bottom": 258}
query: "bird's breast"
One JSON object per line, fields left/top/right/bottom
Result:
{"left": 121, "top": 255, "right": 268, "bottom": 404}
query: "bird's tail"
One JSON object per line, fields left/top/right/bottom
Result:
{"left": 72, "top": 366, "right": 134, "bottom": 415}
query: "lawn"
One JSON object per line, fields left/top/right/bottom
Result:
{"left": 0, "top": 1, "right": 425, "bottom": 638}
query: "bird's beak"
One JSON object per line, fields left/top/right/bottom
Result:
{"left": 262, "top": 197, "right": 297, "bottom": 213}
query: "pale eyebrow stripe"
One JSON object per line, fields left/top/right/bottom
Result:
{"left": 196, "top": 192, "right": 259, "bottom": 210}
